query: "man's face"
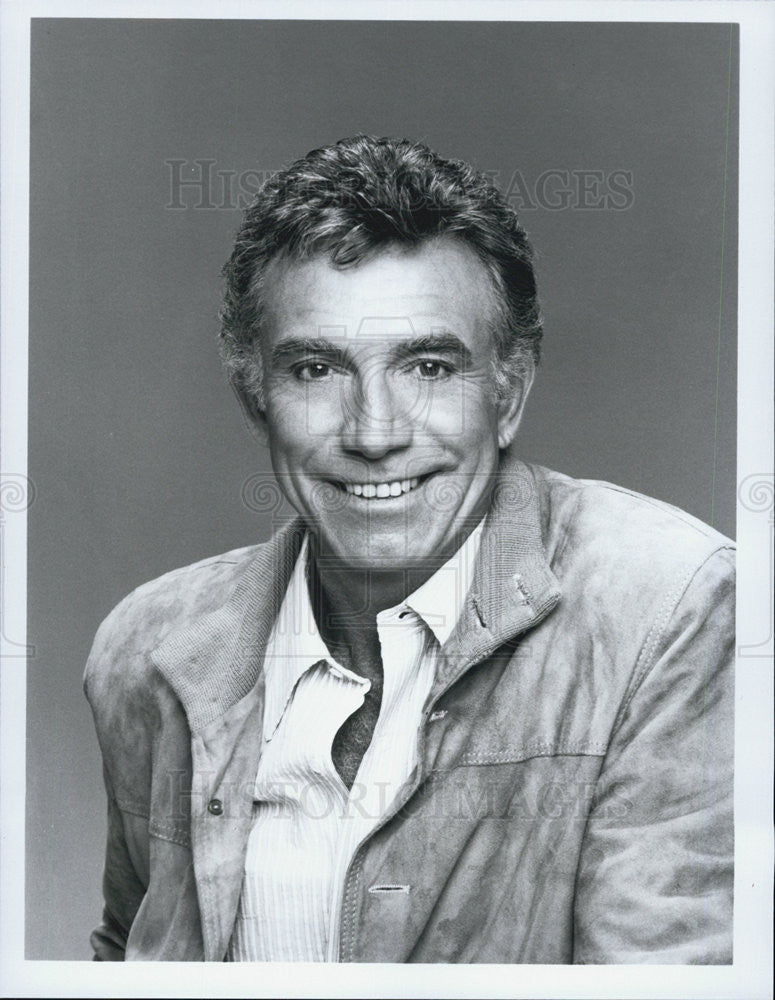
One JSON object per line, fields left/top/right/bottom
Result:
{"left": 256, "top": 237, "right": 531, "bottom": 571}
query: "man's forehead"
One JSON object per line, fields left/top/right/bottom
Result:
{"left": 287, "top": 291, "right": 454, "bottom": 317}
{"left": 279, "top": 311, "right": 458, "bottom": 341}
{"left": 261, "top": 240, "right": 498, "bottom": 339}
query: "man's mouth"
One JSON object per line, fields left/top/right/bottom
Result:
{"left": 339, "top": 476, "right": 424, "bottom": 499}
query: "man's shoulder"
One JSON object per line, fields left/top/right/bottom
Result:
{"left": 100, "top": 541, "right": 265, "bottom": 640}
{"left": 83, "top": 539, "right": 271, "bottom": 700}
{"left": 528, "top": 462, "right": 735, "bottom": 582}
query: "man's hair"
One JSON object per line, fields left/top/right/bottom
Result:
{"left": 220, "top": 134, "right": 543, "bottom": 410}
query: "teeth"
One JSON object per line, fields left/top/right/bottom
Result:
{"left": 343, "top": 476, "right": 423, "bottom": 498}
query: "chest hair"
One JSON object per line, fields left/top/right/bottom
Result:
{"left": 329, "top": 644, "right": 384, "bottom": 790}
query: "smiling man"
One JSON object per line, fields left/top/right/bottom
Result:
{"left": 84, "top": 135, "right": 735, "bottom": 964}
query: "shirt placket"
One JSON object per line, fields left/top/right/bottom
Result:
{"left": 326, "top": 607, "right": 434, "bottom": 961}
{"left": 231, "top": 659, "right": 369, "bottom": 961}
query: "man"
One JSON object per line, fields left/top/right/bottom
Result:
{"left": 84, "top": 135, "right": 734, "bottom": 963}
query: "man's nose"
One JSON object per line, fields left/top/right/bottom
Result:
{"left": 340, "top": 370, "right": 413, "bottom": 459}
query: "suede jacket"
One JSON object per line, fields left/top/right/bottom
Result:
{"left": 84, "top": 459, "right": 735, "bottom": 963}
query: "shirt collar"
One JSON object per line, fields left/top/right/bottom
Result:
{"left": 152, "top": 457, "right": 560, "bottom": 736}
{"left": 262, "top": 534, "right": 367, "bottom": 741}
{"left": 262, "top": 520, "right": 485, "bottom": 738}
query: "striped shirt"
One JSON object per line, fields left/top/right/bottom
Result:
{"left": 227, "top": 521, "right": 484, "bottom": 962}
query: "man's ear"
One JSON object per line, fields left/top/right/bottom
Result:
{"left": 497, "top": 363, "right": 535, "bottom": 450}
{"left": 232, "top": 384, "right": 270, "bottom": 446}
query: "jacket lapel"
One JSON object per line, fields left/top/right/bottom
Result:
{"left": 433, "top": 457, "right": 562, "bottom": 699}
{"left": 151, "top": 519, "right": 304, "bottom": 960}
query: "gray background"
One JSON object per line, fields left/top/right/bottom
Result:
{"left": 27, "top": 19, "right": 738, "bottom": 958}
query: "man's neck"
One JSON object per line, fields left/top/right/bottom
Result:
{"left": 306, "top": 549, "right": 403, "bottom": 656}
{"left": 307, "top": 543, "right": 447, "bottom": 630}
{"left": 305, "top": 519, "right": 482, "bottom": 653}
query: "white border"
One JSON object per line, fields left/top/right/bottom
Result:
{"left": 1, "top": 1, "right": 772, "bottom": 998}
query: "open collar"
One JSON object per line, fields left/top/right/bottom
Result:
{"left": 151, "top": 456, "right": 561, "bottom": 732}
{"left": 262, "top": 521, "right": 485, "bottom": 737}
{"left": 260, "top": 533, "right": 369, "bottom": 742}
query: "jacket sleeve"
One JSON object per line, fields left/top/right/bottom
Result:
{"left": 84, "top": 606, "right": 150, "bottom": 961}
{"left": 90, "top": 789, "right": 148, "bottom": 961}
{"left": 573, "top": 545, "right": 735, "bottom": 964}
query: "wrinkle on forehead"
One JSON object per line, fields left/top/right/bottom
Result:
{"left": 261, "top": 237, "right": 499, "bottom": 346}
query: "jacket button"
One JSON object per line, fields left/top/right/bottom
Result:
{"left": 207, "top": 798, "right": 223, "bottom": 816}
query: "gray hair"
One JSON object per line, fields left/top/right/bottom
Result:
{"left": 220, "top": 134, "right": 543, "bottom": 411}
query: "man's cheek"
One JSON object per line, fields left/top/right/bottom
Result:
{"left": 431, "top": 390, "right": 495, "bottom": 442}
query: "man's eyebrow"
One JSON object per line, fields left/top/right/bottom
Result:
{"left": 268, "top": 333, "right": 474, "bottom": 370}
{"left": 390, "top": 334, "right": 473, "bottom": 367}
{"left": 269, "top": 338, "right": 351, "bottom": 369}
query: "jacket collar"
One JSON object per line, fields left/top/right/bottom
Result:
{"left": 151, "top": 519, "right": 305, "bottom": 733}
{"left": 152, "top": 456, "right": 561, "bottom": 732}
{"left": 436, "top": 457, "right": 561, "bottom": 689}
{"left": 403, "top": 516, "right": 485, "bottom": 647}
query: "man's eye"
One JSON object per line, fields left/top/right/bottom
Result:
{"left": 293, "top": 361, "right": 333, "bottom": 381}
{"left": 413, "top": 360, "right": 452, "bottom": 380}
